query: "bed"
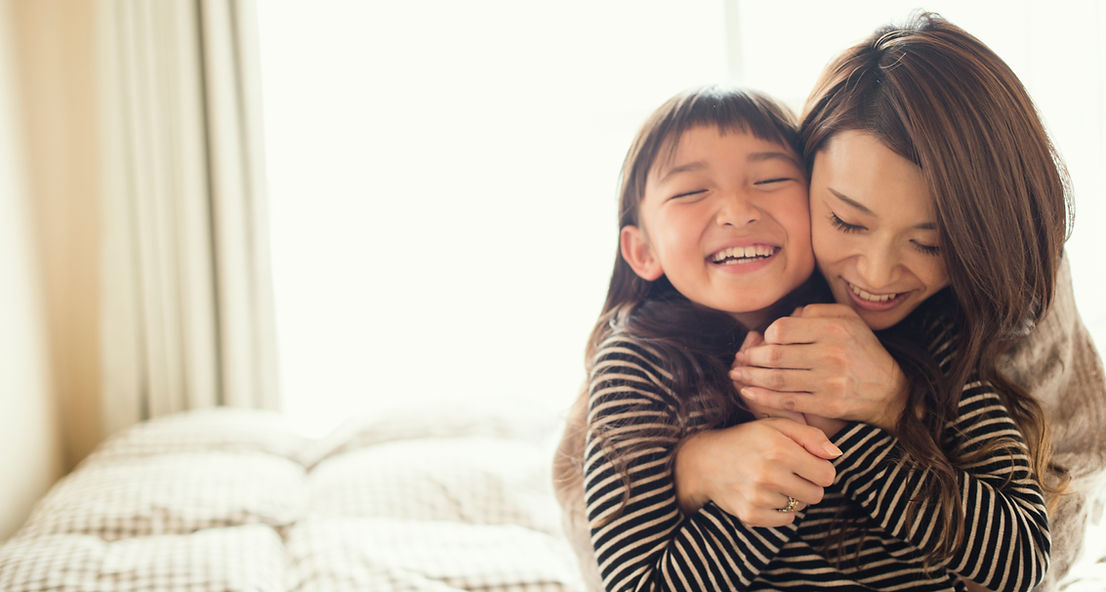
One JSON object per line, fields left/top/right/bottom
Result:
{"left": 0, "top": 406, "right": 584, "bottom": 591}
{"left": 3, "top": 407, "right": 1105, "bottom": 591}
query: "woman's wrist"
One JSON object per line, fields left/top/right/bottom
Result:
{"left": 673, "top": 431, "right": 711, "bottom": 514}
{"left": 870, "top": 369, "right": 910, "bottom": 432}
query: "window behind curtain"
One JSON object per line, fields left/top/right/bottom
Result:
{"left": 257, "top": 1, "right": 1106, "bottom": 436}
{"left": 256, "top": 0, "right": 730, "bottom": 434}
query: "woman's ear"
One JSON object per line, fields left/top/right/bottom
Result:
{"left": 620, "top": 225, "right": 663, "bottom": 281}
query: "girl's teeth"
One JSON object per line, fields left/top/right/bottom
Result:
{"left": 850, "top": 284, "right": 898, "bottom": 302}
{"left": 711, "top": 245, "right": 774, "bottom": 263}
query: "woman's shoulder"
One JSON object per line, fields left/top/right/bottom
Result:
{"left": 999, "top": 256, "right": 1105, "bottom": 403}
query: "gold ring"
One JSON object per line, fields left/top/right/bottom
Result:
{"left": 776, "top": 496, "right": 799, "bottom": 513}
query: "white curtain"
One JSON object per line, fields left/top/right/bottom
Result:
{"left": 98, "top": 0, "right": 278, "bottom": 435}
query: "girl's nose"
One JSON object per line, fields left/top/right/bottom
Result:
{"left": 716, "top": 193, "right": 758, "bottom": 227}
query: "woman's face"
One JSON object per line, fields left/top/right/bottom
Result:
{"left": 622, "top": 125, "right": 814, "bottom": 328}
{"left": 810, "top": 130, "right": 949, "bottom": 330}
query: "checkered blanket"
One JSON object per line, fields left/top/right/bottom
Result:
{"left": 0, "top": 408, "right": 584, "bottom": 591}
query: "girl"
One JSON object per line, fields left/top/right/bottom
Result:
{"left": 576, "top": 82, "right": 1050, "bottom": 590}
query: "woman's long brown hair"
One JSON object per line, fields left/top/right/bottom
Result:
{"left": 801, "top": 12, "right": 1072, "bottom": 564}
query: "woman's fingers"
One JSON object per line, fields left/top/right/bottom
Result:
{"left": 737, "top": 383, "right": 808, "bottom": 424}
{"left": 791, "top": 302, "right": 859, "bottom": 320}
{"left": 735, "top": 342, "right": 818, "bottom": 369}
{"left": 762, "top": 418, "right": 841, "bottom": 477}
{"left": 731, "top": 365, "right": 813, "bottom": 393}
{"left": 735, "top": 508, "right": 799, "bottom": 528}
{"left": 674, "top": 419, "right": 841, "bottom": 527}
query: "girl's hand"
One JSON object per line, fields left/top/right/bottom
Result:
{"left": 730, "top": 304, "right": 909, "bottom": 432}
{"left": 673, "top": 419, "right": 842, "bottom": 527}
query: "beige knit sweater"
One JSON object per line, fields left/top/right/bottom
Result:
{"left": 552, "top": 258, "right": 1106, "bottom": 591}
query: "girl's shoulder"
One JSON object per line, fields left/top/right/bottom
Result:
{"left": 589, "top": 331, "right": 676, "bottom": 397}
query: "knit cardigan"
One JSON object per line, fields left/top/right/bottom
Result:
{"left": 552, "top": 258, "right": 1106, "bottom": 592}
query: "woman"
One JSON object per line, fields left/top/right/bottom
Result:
{"left": 554, "top": 12, "right": 1106, "bottom": 591}
{"left": 728, "top": 12, "right": 1105, "bottom": 590}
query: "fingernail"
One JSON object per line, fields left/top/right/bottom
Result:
{"left": 824, "top": 442, "right": 843, "bottom": 457}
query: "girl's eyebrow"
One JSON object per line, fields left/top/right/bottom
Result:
{"left": 657, "top": 160, "right": 707, "bottom": 183}
{"left": 828, "top": 187, "right": 937, "bottom": 230}
{"left": 748, "top": 151, "right": 800, "bottom": 167}
{"left": 659, "top": 151, "right": 798, "bottom": 183}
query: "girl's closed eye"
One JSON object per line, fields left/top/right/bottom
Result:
{"left": 753, "top": 177, "right": 795, "bottom": 187}
{"left": 828, "top": 211, "right": 864, "bottom": 233}
{"left": 667, "top": 189, "right": 708, "bottom": 202}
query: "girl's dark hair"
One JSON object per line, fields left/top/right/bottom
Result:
{"left": 802, "top": 11, "right": 1071, "bottom": 565}
{"left": 586, "top": 86, "right": 815, "bottom": 512}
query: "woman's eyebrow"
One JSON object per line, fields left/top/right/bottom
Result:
{"left": 828, "top": 187, "right": 875, "bottom": 216}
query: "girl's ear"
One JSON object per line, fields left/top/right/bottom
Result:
{"left": 620, "top": 225, "right": 663, "bottom": 281}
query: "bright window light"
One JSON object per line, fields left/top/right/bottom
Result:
{"left": 256, "top": 0, "right": 730, "bottom": 433}
{"left": 257, "top": 1, "right": 1105, "bottom": 442}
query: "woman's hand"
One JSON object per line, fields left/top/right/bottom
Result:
{"left": 734, "top": 331, "right": 809, "bottom": 425}
{"left": 673, "top": 419, "right": 842, "bottom": 527}
{"left": 730, "top": 304, "right": 909, "bottom": 432}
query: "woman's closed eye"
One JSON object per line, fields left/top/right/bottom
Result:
{"left": 912, "top": 241, "right": 941, "bottom": 256}
{"left": 830, "top": 211, "right": 942, "bottom": 255}
{"left": 828, "top": 211, "right": 864, "bottom": 233}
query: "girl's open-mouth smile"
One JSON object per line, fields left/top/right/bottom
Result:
{"left": 708, "top": 244, "right": 779, "bottom": 269}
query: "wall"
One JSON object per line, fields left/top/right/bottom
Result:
{"left": 0, "top": 0, "right": 62, "bottom": 540}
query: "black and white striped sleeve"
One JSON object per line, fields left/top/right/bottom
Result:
{"left": 583, "top": 337, "right": 796, "bottom": 591}
{"left": 831, "top": 384, "right": 1050, "bottom": 592}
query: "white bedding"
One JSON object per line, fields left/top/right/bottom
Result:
{"left": 0, "top": 407, "right": 583, "bottom": 591}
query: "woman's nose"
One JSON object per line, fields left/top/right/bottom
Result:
{"left": 855, "top": 247, "right": 899, "bottom": 289}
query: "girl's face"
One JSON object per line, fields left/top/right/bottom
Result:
{"left": 810, "top": 130, "right": 949, "bottom": 330}
{"left": 621, "top": 125, "right": 814, "bottom": 328}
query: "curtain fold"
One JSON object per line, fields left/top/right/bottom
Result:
{"left": 99, "top": 0, "right": 278, "bottom": 435}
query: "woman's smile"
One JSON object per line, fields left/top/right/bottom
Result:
{"left": 841, "top": 278, "right": 910, "bottom": 311}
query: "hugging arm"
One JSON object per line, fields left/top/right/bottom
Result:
{"left": 830, "top": 387, "right": 1050, "bottom": 592}
{"left": 733, "top": 305, "right": 1049, "bottom": 590}
{"left": 584, "top": 337, "right": 798, "bottom": 591}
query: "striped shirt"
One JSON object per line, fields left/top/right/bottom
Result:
{"left": 582, "top": 320, "right": 1050, "bottom": 591}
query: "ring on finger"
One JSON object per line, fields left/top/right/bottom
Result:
{"left": 776, "top": 495, "right": 799, "bottom": 513}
